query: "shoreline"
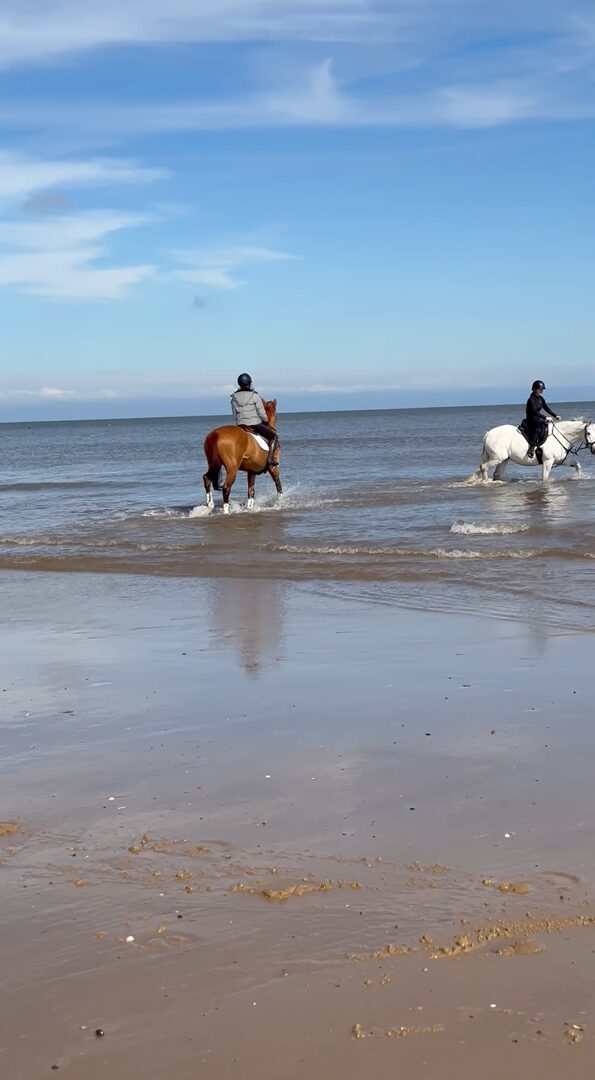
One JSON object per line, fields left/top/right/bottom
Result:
{"left": 2, "top": 571, "right": 595, "bottom": 1078}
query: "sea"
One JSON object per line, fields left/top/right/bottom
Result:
{"left": 1, "top": 403, "right": 594, "bottom": 634}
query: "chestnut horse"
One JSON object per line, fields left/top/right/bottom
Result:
{"left": 203, "top": 398, "right": 282, "bottom": 513}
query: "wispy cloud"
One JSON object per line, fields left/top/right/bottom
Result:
{"left": 0, "top": 152, "right": 296, "bottom": 300}
{"left": 0, "top": 152, "right": 165, "bottom": 205}
{"left": 3, "top": 52, "right": 593, "bottom": 136}
{"left": 0, "top": 387, "right": 117, "bottom": 401}
{"left": 0, "top": 1, "right": 412, "bottom": 69}
{"left": 0, "top": 210, "right": 147, "bottom": 250}
{"left": 0, "top": 2, "right": 592, "bottom": 135}
{"left": 0, "top": 152, "right": 164, "bottom": 300}
{"left": 171, "top": 245, "right": 297, "bottom": 290}
{"left": 0, "top": 245, "right": 154, "bottom": 300}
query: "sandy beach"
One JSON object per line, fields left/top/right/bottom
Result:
{"left": 2, "top": 569, "right": 595, "bottom": 1079}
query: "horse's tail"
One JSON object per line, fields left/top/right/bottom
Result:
{"left": 204, "top": 432, "right": 223, "bottom": 490}
{"left": 206, "top": 464, "right": 222, "bottom": 491}
{"left": 462, "top": 435, "right": 489, "bottom": 484}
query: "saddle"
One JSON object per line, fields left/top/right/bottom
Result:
{"left": 239, "top": 426, "right": 280, "bottom": 469}
{"left": 240, "top": 425, "right": 271, "bottom": 451}
{"left": 518, "top": 417, "right": 549, "bottom": 463}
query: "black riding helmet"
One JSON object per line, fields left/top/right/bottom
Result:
{"left": 532, "top": 380, "right": 546, "bottom": 392}
{"left": 237, "top": 373, "right": 252, "bottom": 389}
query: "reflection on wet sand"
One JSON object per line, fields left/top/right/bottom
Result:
{"left": 207, "top": 577, "right": 286, "bottom": 675}
{"left": 3, "top": 573, "right": 595, "bottom": 1079}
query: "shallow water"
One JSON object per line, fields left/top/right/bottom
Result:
{"left": 1, "top": 403, "right": 594, "bottom": 631}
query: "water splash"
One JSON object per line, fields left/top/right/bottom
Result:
{"left": 450, "top": 522, "right": 530, "bottom": 536}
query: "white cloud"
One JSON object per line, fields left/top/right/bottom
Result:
{"left": 0, "top": 3, "right": 591, "bottom": 135}
{"left": 0, "top": 247, "right": 154, "bottom": 300}
{"left": 0, "top": 1, "right": 410, "bottom": 68}
{"left": 0, "top": 210, "right": 147, "bottom": 249}
{"left": 171, "top": 244, "right": 297, "bottom": 290}
{"left": 0, "top": 153, "right": 163, "bottom": 300}
{"left": 37, "top": 387, "right": 76, "bottom": 399}
{"left": 0, "top": 151, "right": 165, "bottom": 205}
{"left": 0, "top": 152, "right": 296, "bottom": 300}
{"left": 3, "top": 53, "right": 591, "bottom": 136}
{"left": 0, "top": 1, "right": 583, "bottom": 76}
{"left": 0, "top": 387, "right": 117, "bottom": 401}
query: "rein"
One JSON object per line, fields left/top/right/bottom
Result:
{"left": 549, "top": 422, "right": 595, "bottom": 462}
{"left": 552, "top": 416, "right": 591, "bottom": 455}
{"left": 549, "top": 423, "right": 576, "bottom": 463}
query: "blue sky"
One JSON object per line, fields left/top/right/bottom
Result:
{"left": 1, "top": 1, "right": 595, "bottom": 420}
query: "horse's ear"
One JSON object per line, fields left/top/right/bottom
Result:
{"left": 271, "top": 398, "right": 277, "bottom": 406}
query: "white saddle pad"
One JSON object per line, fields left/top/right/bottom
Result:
{"left": 250, "top": 433, "right": 269, "bottom": 452}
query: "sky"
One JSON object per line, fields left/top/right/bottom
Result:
{"left": 1, "top": 0, "right": 595, "bottom": 420}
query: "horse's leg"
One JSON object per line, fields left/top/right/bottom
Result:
{"left": 493, "top": 459, "right": 509, "bottom": 482}
{"left": 268, "top": 464, "right": 283, "bottom": 500}
{"left": 222, "top": 464, "right": 238, "bottom": 513}
{"left": 480, "top": 454, "right": 501, "bottom": 481}
{"left": 479, "top": 440, "right": 501, "bottom": 481}
{"left": 203, "top": 432, "right": 222, "bottom": 509}
{"left": 203, "top": 470, "right": 215, "bottom": 510}
{"left": 569, "top": 458, "right": 581, "bottom": 480}
{"left": 247, "top": 471, "right": 256, "bottom": 510}
{"left": 541, "top": 456, "right": 554, "bottom": 482}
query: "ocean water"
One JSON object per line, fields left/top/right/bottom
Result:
{"left": 1, "top": 404, "right": 594, "bottom": 632}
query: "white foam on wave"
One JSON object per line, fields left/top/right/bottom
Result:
{"left": 271, "top": 543, "right": 541, "bottom": 560}
{"left": 188, "top": 504, "right": 214, "bottom": 518}
{"left": 142, "top": 507, "right": 191, "bottom": 519}
{"left": 274, "top": 543, "right": 392, "bottom": 556}
{"left": 0, "top": 534, "right": 165, "bottom": 551}
{"left": 450, "top": 521, "right": 530, "bottom": 536}
{"left": 429, "top": 547, "right": 539, "bottom": 560}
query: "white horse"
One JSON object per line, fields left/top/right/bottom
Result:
{"left": 476, "top": 418, "right": 595, "bottom": 482}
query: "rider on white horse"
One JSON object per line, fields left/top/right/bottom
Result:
{"left": 525, "top": 380, "right": 560, "bottom": 459}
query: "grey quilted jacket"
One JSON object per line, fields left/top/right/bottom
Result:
{"left": 230, "top": 389, "right": 268, "bottom": 425}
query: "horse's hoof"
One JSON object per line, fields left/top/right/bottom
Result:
{"left": 247, "top": 498, "right": 254, "bottom": 510}
{"left": 223, "top": 504, "right": 230, "bottom": 515}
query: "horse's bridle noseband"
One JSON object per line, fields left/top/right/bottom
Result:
{"left": 550, "top": 421, "right": 595, "bottom": 459}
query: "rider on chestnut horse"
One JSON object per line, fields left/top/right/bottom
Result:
{"left": 231, "top": 373, "right": 279, "bottom": 468}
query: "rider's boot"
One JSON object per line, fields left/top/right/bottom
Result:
{"left": 267, "top": 435, "right": 279, "bottom": 469}
{"left": 527, "top": 445, "right": 536, "bottom": 459}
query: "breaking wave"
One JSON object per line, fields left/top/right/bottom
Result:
{"left": 450, "top": 521, "right": 530, "bottom": 536}
{"left": 271, "top": 543, "right": 541, "bottom": 560}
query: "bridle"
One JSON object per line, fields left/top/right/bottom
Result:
{"left": 550, "top": 421, "right": 595, "bottom": 460}
{"left": 584, "top": 423, "right": 595, "bottom": 455}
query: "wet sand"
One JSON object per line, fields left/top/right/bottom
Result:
{"left": 2, "top": 571, "right": 595, "bottom": 1079}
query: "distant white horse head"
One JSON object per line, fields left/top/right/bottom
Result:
{"left": 476, "top": 418, "right": 595, "bottom": 482}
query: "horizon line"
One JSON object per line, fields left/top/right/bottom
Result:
{"left": 2, "top": 396, "right": 594, "bottom": 427}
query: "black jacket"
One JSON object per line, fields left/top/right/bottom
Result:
{"left": 526, "top": 392, "right": 557, "bottom": 426}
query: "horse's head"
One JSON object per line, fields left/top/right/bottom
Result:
{"left": 586, "top": 421, "right": 595, "bottom": 454}
{"left": 263, "top": 398, "right": 277, "bottom": 429}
